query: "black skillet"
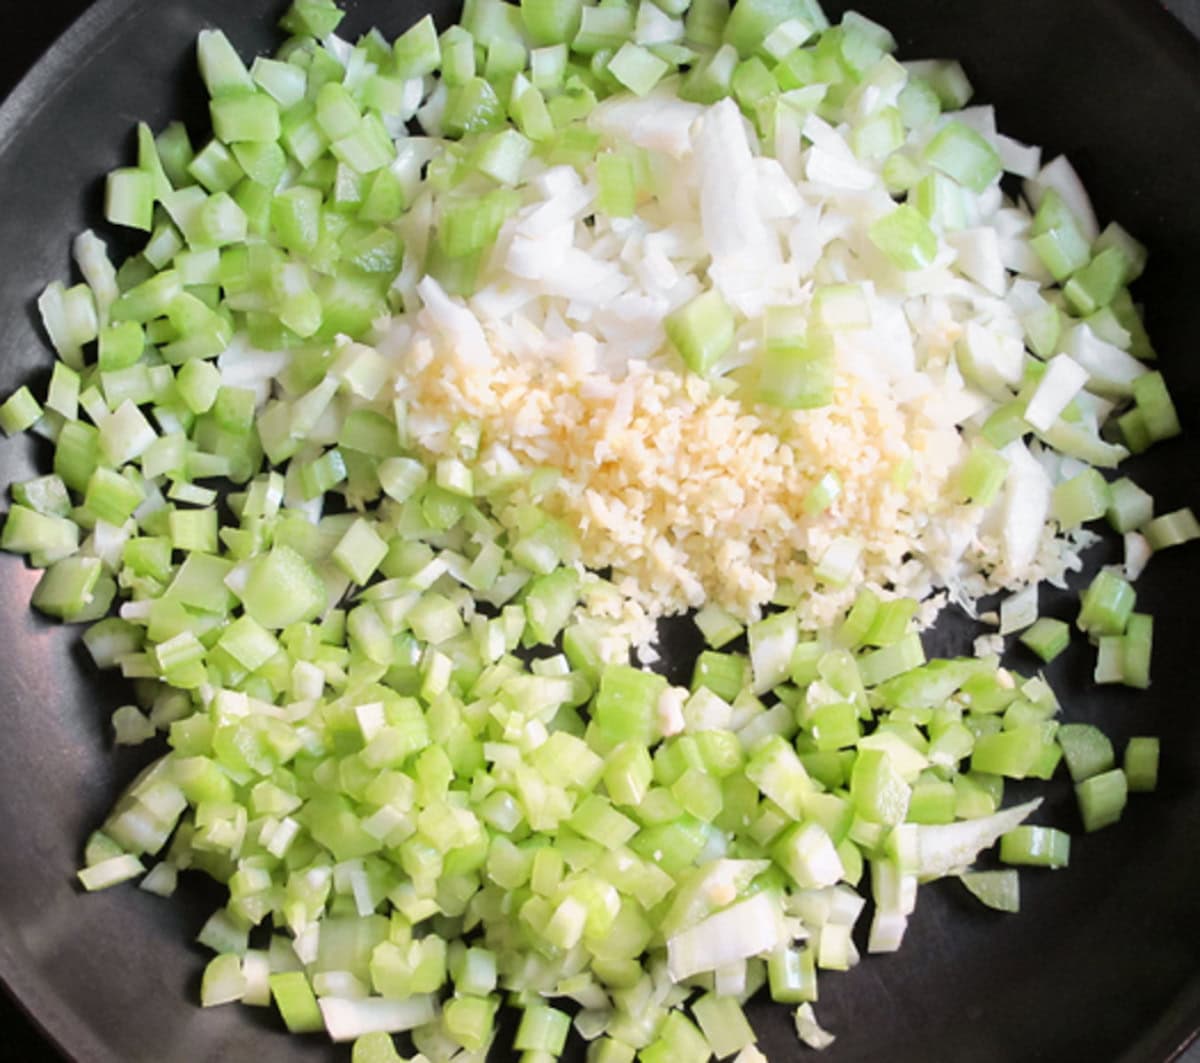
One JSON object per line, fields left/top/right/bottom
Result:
{"left": 2, "top": 1, "right": 1200, "bottom": 1060}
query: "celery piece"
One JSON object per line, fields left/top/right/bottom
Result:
{"left": 443, "top": 77, "right": 505, "bottom": 137}
{"left": 32, "top": 556, "right": 102, "bottom": 619}
{"left": 1031, "top": 222, "right": 1091, "bottom": 282}
{"left": 593, "top": 664, "right": 666, "bottom": 746}
{"left": 1124, "top": 737, "right": 1159, "bottom": 792}
{"left": 596, "top": 152, "right": 637, "bottom": 218}
{"left": 515, "top": 1005, "right": 571, "bottom": 1054}
{"left": 767, "top": 945, "right": 817, "bottom": 1004}
{"left": 1106, "top": 477, "right": 1154, "bottom": 534}
{"left": 1052, "top": 468, "right": 1110, "bottom": 529}
{"left": 732, "top": 56, "right": 777, "bottom": 115}
{"left": 1122, "top": 612, "right": 1153, "bottom": 690}
{"left": 959, "top": 869, "right": 1019, "bottom": 913}
{"left": 573, "top": 5, "right": 635, "bottom": 55}
{"left": 197, "top": 29, "right": 254, "bottom": 98}
{"left": 269, "top": 972, "right": 324, "bottom": 1033}
{"left": 211, "top": 92, "right": 281, "bottom": 144}
{"left": 664, "top": 289, "right": 734, "bottom": 376}
{"left": 523, "top": 567, "right": 579, "bottom": 643}
{"left": 850, "top": 748, "right": 910, "bottom": 826}
{"left": 279, "top": 0, "right": 345, "bottom": 36}
{"left": 1, "top": 505, "right": 79, "bottom": 563}
{"left": 1131, "top": 370, "right": 1181, "bottom": 443}
{"left": 155, "top": 121, "right": 194, "bottom": 188}
{"left": 188, "top": 139, "right": 245, "bottom": 194}
{"left": 691, "top": 992, "right": 756, "bottom": 1058}
{"left": 608, "top": 42, "right": 670, "bottom": 96}
{"left": 642, "top": 1011, "right": 709, "bottom": 1063}
{"left": 971, "top": 726, "right": 1045, "bottom": 780}
{"left": 922, "top": 120, "right": 1001, "bottom": 193}
{"left": 692, "top": 602, "right": 743, "bottom": 651}
{"left": 1056, "top": 723, "right": 1115, "bottom": 783}
{"left": 804, "top": 470, "right": 842, "bottom": 516}
{"left": 351, "top": 1032, "right": 403, "bottom": 1063}
{"left": 1063, "top": 246, "right": 1129, "bottom": 316}
{"left": 332, "top": 518, "right": 388, "bottom": 585}
{"left": 438, "top": 189, "right": 520, "bottom": 257}
{"left": 393, "top": 14, "right": 442, "bottom": 79}
{"left": 241, "top": 545, "right": 326, "bottom": 629}
{"left": 444, "top": 995, "right": 498, "bottom": 1053}
{"left": 1019, "top": 617, "right": 1070, "bottom": 663}
{"left": 1000, "top": 825, "right": 1070, "bottom": 869}
{"left": 12, "top": 475, "right": 71, "bottom": 519}
{"left": 510, "top": 80, "right": 554, "bottom": 143}
{"left": 105, "top": 168, "right": 154, "bottom": 231}
{"left": 1077, "top": 570, "right": 1135, "bottom": 637}
{"left": 868, "top": 204, "right": 938, "bottom": 271}
{"left": 723, "top": 0, "right": 823, "bottom": 58}
{"left": 692, "top": 651, "right": 747, "bottom": 702}
{"left": 0, "top": 386, "right": 43, "bottom": 436}
{"left": 680, "top": 42, "right": 737, "bottom": 103}
{"left": 272, "top": 185, "right": 323, "bottom": 254}
{"left": 39, "top": 283, "right": 96, "bottom": 369}
{"left": 176, "top": 359, "right": 221, "bottom": 415}
{"left": 1075, "top": 768, "right": 1128, "bottom": 833}
{"left": 857, "top": 633, "right": 925, "bottom": 687}
{"left": 1143, "top": 507, "right": 1200, "bottom": 551}
{"left": 250, "top": 57, "right": 306, "bottom": 110}
{"left": 756, "top": 337, "right": 835, "bottom": 410}
{"left": 77, "top": 853, "right": 144, "bottom": 891}
{"left": 521, "top": 0, "right": 582, "bottom": 48}
{"left": 864, "top": 599, "right": 919, "bottom": 648}
{"left": 908, "top": 773, "right": 956, "bottom": 825}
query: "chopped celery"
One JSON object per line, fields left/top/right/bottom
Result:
{"left": 1019, "top": 617, "right": 1070, "bottom": 663}
{"left": 3, "top": 3, "right": 1186, "bottom": 1057}
{"left": 999, "top": 826, "right": 1070, "bottom": 869}
{"left": 959, "top": 869, "right": 1019, "bottom": 913}
{"left": 665, "top": 290, "right": 735, "bottom": 376}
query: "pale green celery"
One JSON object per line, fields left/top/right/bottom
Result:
{"left": 269, "top": 972, "right": 324, "bottom": 1033}
{"left": 333, "top": 519, "right": 388, "bottom": 585}
{"left": 1076, "top": 768, "right": 1127, "bottom": 832}
{"left": 1124, "top": 737, "right": 1159, "bottom": 792}
{"left": 1056, "top": 723, "right": 1115, "bottom": 783}
{"left": 815, "top": 536, "right": 861, "bottom": 587}
{"left": 857, "top": 633, "right": 924, "bottom": 687}
{"left": 999, "top": 825, "right": 1070, "bottom": 869}
{"left": 1106, "top": 477, "right": 1153, "bottom": 534}
{"left": 868, "top": 204, "right": 938, "bottom": 271}
{"left": 959, "top": 869, "right": 1019, "bottom": 913}
{"left": 514, "top": 1005, "right": 571, "bottom": 1054}
{"left": 679, "top": 42, "right": 737, "bottom": 103}
{"left": 279, "top": 0, "right": 344, "bottom": 37}
{"left": 1019, "top": 617, "right": 1070, "bottom": 663}
{"left": 804, "top": 470, "right": 842, "bottom": 515}
{"left": 391, "top": 14, "right": 442, "bottom": 79}
{"left": 1142, "top": 507, "right": 1200, "bottom": 550}
{"left": 39, "top": 284, "right": 97, "bottom": 370}
{"left": 1052, "top": 468, "right": 1109, "bottom": 529}
{"left": 573, "top": 6, "right": 634, "bottom": 55}
{"left": 1131, "top": 371, "right": 1181, "bottom": 443}
{"left": 0, "top": 386, "right": 43, "bottom": 435}
{"left": 662, "top": 290, "right": 734, "bottom": 376}
{"left": 1121, "top": 613, "right": 1152, "bottom": 689}
{"left": 1077, "top": 570, "right": 1135, "bottom": 637}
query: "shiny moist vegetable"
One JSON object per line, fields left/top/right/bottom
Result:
{"left": 2, "top": 0, "right": 1195, "bottom": 1057}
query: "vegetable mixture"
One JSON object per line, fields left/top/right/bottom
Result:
{"left": 1, "top": 0, "right": 1196, "bottom": 1058}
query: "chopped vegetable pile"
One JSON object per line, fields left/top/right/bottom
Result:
{"left": 1, "top": 0, "right": 1197, "bottom": 1058}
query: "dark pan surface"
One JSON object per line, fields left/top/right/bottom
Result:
{"left": 2, "top": 1, "right": 1200, "bottom": 1061}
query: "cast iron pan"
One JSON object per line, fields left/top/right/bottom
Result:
{"left": 2, "top": 1, "right": 1200, "bottom": 1060}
